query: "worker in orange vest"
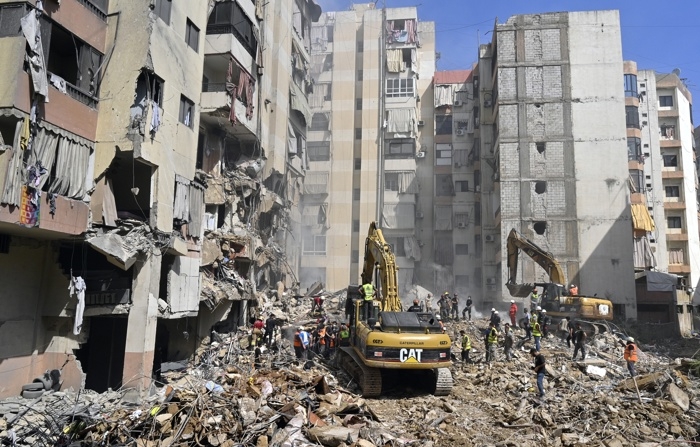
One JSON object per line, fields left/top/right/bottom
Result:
{"left": 508, "top": 300, "right": 518, "bottom": 327}
{"left": 623, "top": 337, "right": 638, "bottom": 377}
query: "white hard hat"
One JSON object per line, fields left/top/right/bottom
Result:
{"left": 494, "top": 311, "right": 499, "bottom": 314}
{"left": 536, "top": 306, "right": 542, "bottom": 311}
{"left": 628, "top": 337, "right": 635, "bottom": 343}
{"left": 491, "top": 308, "right": 496, "bottom": 312}
{"left": 436, "top": 315, "right": 441, "bottom": 320}
{"left": 542, "top": 310, "right": 547, "bottom": 313}
{"left": 510, "top": 300, "right": 515, "bottom": 303}
{"left": 298, "top": 326, "right": 304, "bottom": 330}
{"left": 570, "top": 284, "right": 575, "bottom": 287}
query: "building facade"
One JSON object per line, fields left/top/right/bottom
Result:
{"left": 304, "top": 4, "right": 436, "bottom": 298}
{"left": 476, "top": 11, "right": 637, "bottom": 317}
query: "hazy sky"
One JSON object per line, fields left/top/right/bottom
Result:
{"left": 316, "top": 0, "right": 700, "bottom": 124}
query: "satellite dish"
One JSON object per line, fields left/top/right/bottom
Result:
{"left": 672, "top": 68, "right": 681, "bottom": 77}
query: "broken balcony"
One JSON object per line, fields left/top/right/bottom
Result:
{"left": 201, "top": 55, "right": 258, "bottom": 139}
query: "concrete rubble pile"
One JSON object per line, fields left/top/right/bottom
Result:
{"left": 1, "top": 292, "right": 699, "bottom": 446}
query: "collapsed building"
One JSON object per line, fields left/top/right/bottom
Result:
{"left": 0, "top": 0, "right": 321, "bottom": 399}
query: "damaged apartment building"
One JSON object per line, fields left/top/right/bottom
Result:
{"left": 0, "top": 0, "right": 322, "bottom": 399}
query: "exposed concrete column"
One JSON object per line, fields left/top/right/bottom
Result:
{"left": 122, "top": 253, "right": 161, "bottom": 394}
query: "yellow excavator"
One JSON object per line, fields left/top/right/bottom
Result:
{"left": 506, "top": 228, "right": 613, "bottom": 333}
{"left": 340, "top": 222, "right": 453, "bottom": 397}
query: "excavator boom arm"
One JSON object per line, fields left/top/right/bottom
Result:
{"left": 506, "top": 229, "right": 567, "bottom": 286}
{"left": 361, "top": 222, "right": 402, "bottom": 312}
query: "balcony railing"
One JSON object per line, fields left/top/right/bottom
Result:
{"left": 201, "top": 82, "right": 249, "bottom": 107}
{"left": 65, "top": 81, "right": 99, "bottom": 109}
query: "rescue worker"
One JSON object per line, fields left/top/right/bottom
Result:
{"left": 338, "top": 324, "right": 350, "bottom": 346}
{"left": 264, "top": 315, "right": 277, "bottom": 346}
{"left": 530, "top": 348, "right": 546, "bottom": 399}
{"left": 489, "top": 308, "right": 496, "bottom": 324}
{"left": 569, "top": 284, "right": 578, "bottom": 296}
{"left": 439, "top": 293, "right": 450, "bottom": 320}
{"left": 624, "top": 337, "right": 638, "bottom": 377}
{"left": 425, "top": 293, "right": 433, "bottom": 313}
{"left": 532, "top": 317, "right": 543, "bottom": 351}
{"left": 251, "top": 317, "right": 264, "bottom": 348}
{"left": 572, "top": 323, "right": 586, "bottom": 361}
{"left": 316, "top": 323, "right": 327, "bottom": 357}
{"left": 361, "top": 281, "right": 375, "bottom": 320}
{"left": 485, "top": 322, "right": 499, "bottom": 364}
{"left": 450, "top": 293, "right": 459, "bottom": 320}
{"left": 294, "top": 326, "right": 310, "bottom": 359}
{"left": 509, "top": 300, "right": 518, "bottom": 327}
{"left": 523, "top": 308, "right": 532, "bottom": 340}
{"left": 407, "top": 299, "right": 422, "bottom": 312}
{"left": 558, "top": 316, "right": 571, "bottom": 347}
{"left": 530, "top": 288, "right": 540, "bottom": 310}
{"left": 492, "top": 310, "right": 502, "bottom": 329}
{"left": 459, "top": 329, "right": 471, "bottom": 363}
{"left": 463, "top": 295, "right": 473, "bottom": 321}
{"left": 503, "top": 323, "right": 514, "bottom": 360}
{"left": 312, "top": 295, "right": 324, "bottom": 314}
{"left": 435, "top": 314, "right": 445, "bottom": 333}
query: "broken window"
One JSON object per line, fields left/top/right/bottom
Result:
{"left": 386, "top": 138, "right": 415, "bottom": 158}
{"left": 110, "top": 151, "right": 152, "bottom": 221}
{"left": 663, "top": 153, "right": 678, "bottom": 167}
{"left": 43, "top": 19, "right": 103, "bottom": 105}
{"left": 660, "top": 124, "right": 676, "bottom": 139}
{"left": 307, "top": 141, "right": 330, "bottom": 161}
{"left": 208, "top": 0, "right": 258, "bottom": 57}
{"left": 627, "top": 137, "right": 641, "bottom": 161}
{"left": 0, "top": 3, "right": 26, "bottom": 37}
{"left": 185, "top": 19, "right": 200, "bottom": 52}
{"left": 154, "top": 0, "right": 172, "bottom": 24}
{"left": 130, "top": 70, "right": 164, "bottom": 132}
{"left": 435, "top": 115, "right": 452, "bottom": 135}
{"left": 435, "top": 143, "right": 452, "bottom": 166}
{"left": 179, "top": 95, "right": 194, "bottom": 128}
{"left": 196, "top": 131, "right": 205, "bottom": 170}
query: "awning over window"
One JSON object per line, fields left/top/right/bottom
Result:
{"left": 386, "top": 49, "right": 403, "bottom": 73}
{"left": 382, "top": 203, "right": 414, "bottom": 229}
{"left": 290, "top": 82, "right": 312, "bottom": 125}
{"left": 633, "top": 235, "right": 656, "bottom": 270}
{"left": 303, "top": 171, "right": 329, "bottom": 194}
{"left": 386, "top": 108, "right": 417, "bottom": 137}
{"left": 397, "top": 171, "right": 418, "bottom": 194}
{"left": 434, "top": 84, "right": 455, "bottom": 107}
{"left": 631, "top": 203, "right": 655, "bottom": 231}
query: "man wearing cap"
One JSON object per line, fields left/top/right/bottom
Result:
{"left": 463, "top": 295, "right": 473, "bottom": 321}
{"left": 450, "top": 293, "right": 460, "bottom": 320}
{"left": 485, "top": 321, "right": 499, "bottom": 364}
{"left": 624, "top": 337, "right": 638, "bottom": 377}
{"left": 459, "top": 329, "right": 471, "bottom": 363}
{"left": 509, "top": 300, "right": 518, "bottom": 327}
{"left": 492, "top": 310, "right": 501, "bottom": 329}
{"left": 530, "top": 348, "right": 546, "bottom": 399}
{"left": 569, "top": 284, "right": 578, "bottom": 296}
{"left": 541, "top": 309, "right": 551, "bottom": 337}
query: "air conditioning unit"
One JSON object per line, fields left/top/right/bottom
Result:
{"left": 454, "top": 100, "right": 463, "bottom": 107}
{"left": 486, "top": 277, "right": 497, "bottom": 285}
{"left": 417, "top": 120, "right": 425, "bottom": 127}
{"left": 415, "top": 151, "right": 426, "bottom": 159}
{"left": 416, "top": 212, "right": 424, "bottom": 219}
{"left": 484, "top": 99, "right": 492, "bottom": 108}
{"left": 485, "top": 234, "right": 495, "bottom": 243}
{"left": 457, "top": 222, "right": 466, "bottom": 229}
{"left": 456, "top": 129, "right": 465, "bottom": 136}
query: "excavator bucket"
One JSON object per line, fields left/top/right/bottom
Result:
{"left": 507, "top": 282, "right": 535, "bottom": 298}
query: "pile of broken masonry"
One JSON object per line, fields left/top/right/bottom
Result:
{"left": 1, "top": 294, "right": 699, "bottom": 447}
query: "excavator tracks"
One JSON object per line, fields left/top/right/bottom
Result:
{"left": 339, "top": 347, "right": 382, "bottom": 397}
{"left": 433, "top": 367, "right": 453, "bottom": 396}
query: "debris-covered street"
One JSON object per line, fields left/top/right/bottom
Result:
{"left": 2, "top": 291, "right": 698, "bottom": 447}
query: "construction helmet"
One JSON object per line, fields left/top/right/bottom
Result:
{"left": 436, "top": 314, "right": 442, "bottom": 320}
{"left": 491, "top": 308, "right": 496, "bottom": 312}
{"left": 628, "top": 337, "right": 635, "bottom": 343}
{"left": 510, "top": 300, "right": 515, "bottom": 303}
{"left": 494, "top": 311, "right": 499, "bottom": 314}
{"left": 536, "top": 306, "right": 542, "bottom": 311}
{"left": 571, "top": 284, "right": 575, "bottom": 288}
{"left": 542, "top": 310, "right": 547, "bottom": 313}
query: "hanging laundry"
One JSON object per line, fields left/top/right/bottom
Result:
{"left": 150, "top": 100, "right": 161, "bottom": 134}
{"left": 69, "top": 276, "right": 87, "bottom": 335}
{"left": 48, "top": 193, "right": 57, "bottom": 216}
{"left": 27, "top": 161, "right": 48, "bottom": 188}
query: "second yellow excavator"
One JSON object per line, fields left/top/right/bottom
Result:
{"left": 340, "top": 222, "right": 453, "bottom": 397}
{"left": 506, "top": 228, "right": 613, "bottom": 333}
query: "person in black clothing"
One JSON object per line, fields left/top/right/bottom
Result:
{"left": 491, "top": 310, "right": 501, "bottom": 328}
{"left": 530, "top": 348, "right": 546, "bottom": 398}
{"left": 407, "top": 299, "right": 422, "bottom": 312}
{"left": 462, "top": 296, "right": 473, "bottom": 320}
{"left": 264, "top": 316, "right": 277, "bottom": 346}
{"left": 572, "top": 323, "right": 587, "bottom": 360}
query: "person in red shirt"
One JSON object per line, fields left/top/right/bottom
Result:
{"left": 509, "top": 300, "right": 518, "bottom": 327}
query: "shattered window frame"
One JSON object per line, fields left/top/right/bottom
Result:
{"left": 179, "top": 95, "right": 195, "bottom": 129}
